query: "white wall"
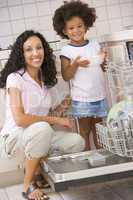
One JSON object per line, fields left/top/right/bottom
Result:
{"left": 0, "top": 0, "right": 133, "bottom": 49}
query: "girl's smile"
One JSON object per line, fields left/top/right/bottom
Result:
{"left": 64, "top": 16, "right": 87, "bottom": 45}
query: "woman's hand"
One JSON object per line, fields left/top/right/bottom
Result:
{"left": 56, "top": 117, "right": 72, "bottom": 128}
{"left": 49, "top": 95, "right": 71, "bottom": 117}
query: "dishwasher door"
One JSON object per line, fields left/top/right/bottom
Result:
{"left": 41, "top": 149, "right": 133, "bottom": 191}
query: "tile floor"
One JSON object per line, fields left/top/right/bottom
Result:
{"left": 1, "top": 177, "right": 133, "bottom": 200}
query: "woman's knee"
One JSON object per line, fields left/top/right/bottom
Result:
{"left": 72, "top": 134, "right": 85, "bottom": 152}
{"left": 64, "top": 133, "right": 85, "bottom": 153}
{"left": 24, "top": 122, "right": 54, "bottom": 140}
{"left": 23, "top": 122, "right": 54, "bottom": 159}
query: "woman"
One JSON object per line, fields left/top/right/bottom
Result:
{"left": 0, "top": 30, "right": 85, "bottom": 200}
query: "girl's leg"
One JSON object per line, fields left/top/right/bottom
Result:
{"left": 78, "top": 117, "right": 92, "bottom": 151}
{"left": 91, "top": 117, "right": 102, "bottom": 149}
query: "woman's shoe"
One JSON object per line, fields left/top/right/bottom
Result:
{"left": 22, "top": 182, "right": 50, "bottom": 200}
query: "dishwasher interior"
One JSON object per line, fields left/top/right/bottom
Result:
{"left": 41, "top": 149, "right": 133, "bottom": 191}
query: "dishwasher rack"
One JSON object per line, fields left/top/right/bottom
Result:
{"left": 96, "top": 62, "right": 133, "bottom": 157}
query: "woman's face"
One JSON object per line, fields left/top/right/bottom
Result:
{"left": 23, "top": 36, "right": 44, "bottom": 70}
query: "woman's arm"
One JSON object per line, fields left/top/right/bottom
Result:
{"left": 61, "top": 56, "right": 89, "bottom": 81}
{"left": 9, "top": 87, "right": 71, "bottom": 128}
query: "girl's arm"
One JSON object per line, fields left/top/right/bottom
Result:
{"left": 61, "top": 56, "right": 89, "bottom": 81}
{"left": 9, "top": 87, "right": 71, "bottom": 128}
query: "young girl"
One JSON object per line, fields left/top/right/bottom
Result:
{"left": 53, "top": 0, "right": 108, "bottom": 150}
{"left": 0, "top": 30, "right": 85, "bottom": 200}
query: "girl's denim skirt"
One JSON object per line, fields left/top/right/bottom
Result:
{"left": 71, "top": 99, "right": 108, "bottom": 118}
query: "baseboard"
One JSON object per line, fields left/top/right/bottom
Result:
{"left": 0, "top": 169, "right": 24, "bottom": 188}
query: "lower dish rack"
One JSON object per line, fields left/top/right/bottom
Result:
{"left": 96, "top": 121, "right": 133, "bottom": 157}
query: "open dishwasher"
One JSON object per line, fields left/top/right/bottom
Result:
{"left": 41, "top": 30, "right": 133, "bottom": 191}
{"left": 41, "top": 61, "right": 133, "bottom": 191}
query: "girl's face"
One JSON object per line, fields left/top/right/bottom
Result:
{"left": 64, "top": 16, "right": 87, "bottom": 45}
{"left": 23, "top": 36, "right": 44, "bottom": 70}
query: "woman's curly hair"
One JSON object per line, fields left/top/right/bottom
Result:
{"left": 0, "top": 30, "right": 57, "bottom": 88}
{"left": 53, "top": 0, "right": 97, "bottom": 39}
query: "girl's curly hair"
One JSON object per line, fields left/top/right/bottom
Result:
{"left": 0, "top": 30, "right": 57, "bottom": 88}
{"left": 53, "top": 0, "right": 97, "bottom": 39}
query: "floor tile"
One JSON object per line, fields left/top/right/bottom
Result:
{"left": 106, "top": 178, "right": 133, "bottom": 200}
{"left": 76, "top": 182, "right": 111, "bottom": 193}
{"left": 59, "top": 183, "right": 122, "bottom": 200}
{"left": 42, "top": 188, "right": 63, "bottom": 200}
{"left": 92, "top": 191, "right": 122, "bottom": 200}
{"left": 60, "top": 189, "right": 94, "bottom": 200}
{"left": 5, "top": 184, "right": 63, "bottom": 200}
{"left": 0, "top": 189, "right": 9, "bottom": 200}
{"left": 5, "top": 184, "right": 24, "bottom": 200}
{"left": 2, "top": 178, "right": 133, "bottom": 200}
{"left": 46, "top": 192, "right": 63, "bottom": 200}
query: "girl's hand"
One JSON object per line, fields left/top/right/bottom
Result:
{"left": 101, "top": 48, "right": 108, "bottom": 61}
{"left": 100, "top": 48, "right": 108, "bottom": 71}
{"left": 73, "top": 56, "right": 90, "bottom": 68}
